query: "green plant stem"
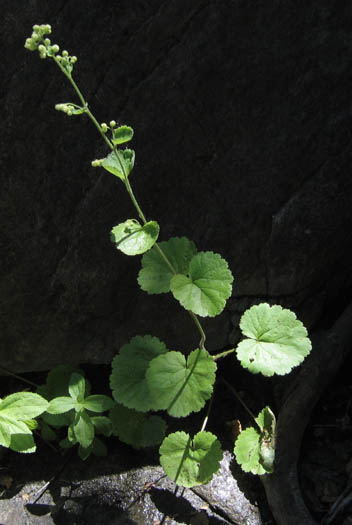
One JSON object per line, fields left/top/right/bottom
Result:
{"left": 220, "top": 376, "right": 258, "bottom": 426}
{"left": 0, "top": 365, "right": 39, "bottom": 389}
{"left": 200, "top": 394, "right": 214, "bottom": 432}
{"left": 51, "top": 56, "right": 206, "bottom": 348}
{"left": 212, "top": 348, "right": 235, "bottom": 360}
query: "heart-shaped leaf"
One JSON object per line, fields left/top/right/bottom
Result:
{"left": 170, "top": 252, "right": 233, "bottom": 317}
{"left": 146, "top": 348, "right": 216, "bottom": 417}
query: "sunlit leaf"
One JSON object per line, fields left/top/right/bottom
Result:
{"left": 236, "top": 303, "right": 312, "bottom": 376}
{"left": 111, "top": 219, "right": 159, "bottom": 255}
{"left": 170, "top": 252, "right": 233, "bottom": 317}
{"left": 112, "top": 125, "right": 134, "bottom": 145}
{"left": 102, "top": 149, "right": 135, "bottom": 180}
{"left": 146, "top": 348, "right": 216, "bottom": 417}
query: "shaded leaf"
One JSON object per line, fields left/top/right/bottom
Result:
{"left": 138, "top": 237, "right": 197, "bottom": 294}
{"left": 110, "top": 335, "right": 167, "bottom": 412}
{"left": 160, "top": 431, "right": 223, "bottom": 487}
{"left": 110, "top": 403, "right": 166, "bottom": 448}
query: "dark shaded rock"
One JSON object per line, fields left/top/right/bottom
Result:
{"left": 1, "top": 1, "right": 352, "bottom": 372}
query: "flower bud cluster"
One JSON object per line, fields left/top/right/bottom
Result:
{"left": 56, "top": 52, "right": 78, "bottom": 74}
{"left": 25, "top": 23, "right": 77, "bottom": 71}
{"left": 91, "top": 159, "right": 105, "bottom": 167}
{"left": 24, "top": 24, "right": 52, "bottom": 52}
{"left": 100, "top": 121, "right": 118, "bottom": 134}
{"left": 55, "top": 103, "right": 76, "bottom": 116}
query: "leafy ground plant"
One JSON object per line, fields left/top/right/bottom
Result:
{"left": 19, "top": 24, "right": 312, "bottom": 486}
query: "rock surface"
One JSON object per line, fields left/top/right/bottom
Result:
{"left": 0, "top": 449, "right": 263, "bottom": 525}
{"left": 1, "top": 1, "right": 352, "bottom": 372}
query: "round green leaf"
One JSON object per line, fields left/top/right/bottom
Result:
{"left": 236, "top": 303, "right": 312, "bottom": 376}
{"left": 110, "top": 335, "right": 168, "bottom": 412}
{"left": 102, "top": 149, "right": 135, "bottom": 180}
{"left": 170, "top": 252, "right": 233, "bottom": 317}
{"left": 111, "top": 219, "right": 159, "bottom": 255}
{"left": 110, "top": 403, "right": 166, "bottom": 448}
{"left": 146, "top": 348, "right": 216, "bottom": 417}
{"left": 112, "top": 125, "right": 134, "bottom": 145}
{"left": 160, "top": 431, "right": 223, "bottom": 487}
{"left": 138, "top": 237, "right": 197, "bottom": 294}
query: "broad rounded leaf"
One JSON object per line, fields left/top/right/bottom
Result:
{"left": 110, "top": 335, "right": 168, "bottom": 412}
{"left": 236, "top": 303, "right": 312, "bottom": 376}
{"left": 112, "top": 125, "right": 134, "bottom": 145}
{"left": 138, "top": 237, "right": 197, "bottom": 294}
{"left": 234, "top": 427, "right": 266, "bottom": 475}
{"left": 0, "top": 392, "right": 49, "bottom": 421}
{"left": 110, "top": 403, "right": 166, "bottom": 448}
{"left": 170, "top": 252, "right": 233, "bottom": 317}
{"left": 146, "top": 348, "right": 216, "bottom": 417}
{"left": 102, "top": 149, "right": 135, "bottom": 180}
{"left": 111, "top": 219, "right": 159, "bottom": 255}
{"left": 83, "top": 395, "right": 115, "bottom": 413}
{"left": 160, "top": 431, "right": 223, "bottom": 487}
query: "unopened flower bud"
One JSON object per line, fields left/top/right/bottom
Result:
{"left": 70, "top": 56, "right": 78, "bottom": 63}
{"left": 62, "top": 50, "right": 68, "bottom": 57}
{"left": 52, "top": 44, "right": 59, "bottom": 53}
{"left": 67, "top": 110, "right": 73, "bottom": 116}
{"left": 33, "top": 25, "right": 40, "bottom": 31}
{"left": 109, "top": 120, "right": 116, "bottom": 128}
{"left": 101, "top": 123, "right": 108, "bottom": 133}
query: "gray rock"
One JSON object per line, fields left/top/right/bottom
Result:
{"left": 0, "top": 450, "right": 262, "bottom": 525}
